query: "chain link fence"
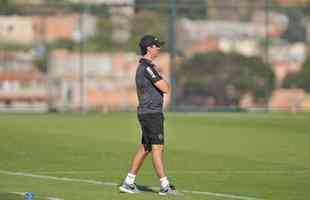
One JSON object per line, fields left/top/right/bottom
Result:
{"left": 0, "top": 0, "right": 309, "bottom": 112}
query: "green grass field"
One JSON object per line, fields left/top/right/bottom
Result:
{"left": 0, "top": 112, "right": 309, "bottom": 200}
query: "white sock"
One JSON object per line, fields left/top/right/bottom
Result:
{"left": 160, "top": 176, "right": 170, "bottom": 188}
{"left": 124, "top": 173, "right": 136, "bottom": 185}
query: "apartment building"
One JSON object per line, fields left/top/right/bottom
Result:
{"left": 48, "top": 49, "right": 170, "bottom": 111}
{"left": 0, "top": 51, "right": 48, "bottom": 112}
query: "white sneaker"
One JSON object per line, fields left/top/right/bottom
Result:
{"left": 119, "top": 182, "right": 141, "bottom": 194}
{"left": 159, "top": 185, "right": 177, "bottom": 195}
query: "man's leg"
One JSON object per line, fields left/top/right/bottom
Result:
{"left": 152, "top": 144, "right": 177, "bottom": 195}
{"left": 151, "top": 145, "right": 170, "bottom": 188}
{"left": 129, "top": 144, "right": 149, "bottom": 175}
{"left": 120, "top": 144, "right": 148, "bottom": 193}
{"left": 151, "top": 144, "right": 166, "bottom": 178}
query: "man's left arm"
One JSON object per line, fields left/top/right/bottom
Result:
{"left": 154, "top": 79, "right": 170, "bottom": 94}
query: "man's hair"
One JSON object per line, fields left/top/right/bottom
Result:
{"left": 140, "top": 46, "right": 147, "bottom": 56}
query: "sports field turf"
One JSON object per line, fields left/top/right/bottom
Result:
{"left": 0, "top": 112, "right": 309, "bottom": 200}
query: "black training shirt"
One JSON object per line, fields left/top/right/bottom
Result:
{"left": 136, "top": 58, "right": 164, "bottom": 114}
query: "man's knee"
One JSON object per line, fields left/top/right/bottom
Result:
{"left": 152, "top": 144, "right": 164, "bottom": 151}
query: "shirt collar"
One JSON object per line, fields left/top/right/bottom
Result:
{"left": 139, "top": 58, "right": 153, "bottom": 66}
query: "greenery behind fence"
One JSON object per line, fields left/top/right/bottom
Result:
{"left": 0, "top": 0, "right": 309, "bottom": 111}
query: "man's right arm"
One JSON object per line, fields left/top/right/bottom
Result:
{"left": 154, "top": 79, "right": 170, "bottom": 94}
{"left": 144, "top": 65, "right": 170, "bottom": 94}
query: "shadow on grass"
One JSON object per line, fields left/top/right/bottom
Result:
{"left": 137, "top": 185, "right": 157, "bottom": 193}
{"left": 117, "top": 184, "right": 158, "bottom": 194}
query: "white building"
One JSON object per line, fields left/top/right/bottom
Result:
{"left": 0, "top": 52, "right": 48, "bottom": 112}
{"left": 0, "top": 16, "right": 34, "bottom": 44}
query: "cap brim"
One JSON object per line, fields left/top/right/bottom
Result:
{"left": 155, "top": 41, "right": 165, "bottom": 47}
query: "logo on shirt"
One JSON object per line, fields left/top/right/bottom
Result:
{"left": 146, "top": 67, "right": 156, "bottom": 78}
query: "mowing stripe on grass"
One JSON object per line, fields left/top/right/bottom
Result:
{"left": 0, "top": 170, "right": 266, "bottom": 200}
{"left": 10, "top": 192, "right": 64, "bottom": 200}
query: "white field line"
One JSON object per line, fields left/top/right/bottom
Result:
{"left": 0, "top": 170, "right": 266, "bottom": 200}
{"left": 0, "top": 170, "right": 117, "bottom": 186}
{"left": 16, "top": 170, "right": 308, "bottom": 175}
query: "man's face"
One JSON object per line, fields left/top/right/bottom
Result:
{"left": 147, "top": 44, "right": 161, "bottom": 58}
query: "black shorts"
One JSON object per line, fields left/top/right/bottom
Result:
{"left": 138, "top": 112, "right": 164, "bottom": 152}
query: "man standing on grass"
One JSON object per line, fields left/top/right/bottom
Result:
{"left": 119, "top": 35, "right": 177, "bottom": 195}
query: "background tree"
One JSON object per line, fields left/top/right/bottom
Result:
{"left": 176, "top": 52, "right": 275, "bottom": 106}
{"left": 281, "top": 7, "right": 306, "bottom": 43}
{"left": 282, "top": 55, "right": 310, "bottom": 92}
{"left": 131, "top": 11, "right": 168, "bottom": 45}
{"left": 135, "top": 0, "right": 208, "bottom": 19}
{"left": 79, "top": 11, "right": 168, "bottom": 52}
{"left": 0, "top": 0, "right": 20, "bottom": 14}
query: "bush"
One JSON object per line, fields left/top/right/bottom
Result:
{"left": 176, "top": 52, "right": 275, "bottom": 106}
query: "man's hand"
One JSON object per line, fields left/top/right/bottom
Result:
{"left": 154, "top": 79, "right": 170, "bottom": 94}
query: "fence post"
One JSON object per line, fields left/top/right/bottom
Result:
{"left": 79, "top": 3, "right": 86, "bottom": 112}
{"left": 169, "top": 0, "right": 177, "bottom": 111}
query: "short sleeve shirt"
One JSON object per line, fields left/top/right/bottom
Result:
{"left": 136, "top": 58, "right": 164, "bottom": 114}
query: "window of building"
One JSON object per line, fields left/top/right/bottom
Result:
{"left": 20, "top": 81, "right": 31, "bottom": 89}
{"left": 7, "top": 25, "right": 14, "bottom": 33}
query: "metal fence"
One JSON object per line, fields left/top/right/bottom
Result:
{"left": 0, "top": 0, "right": 309, "bottom": 112}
